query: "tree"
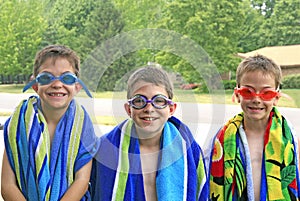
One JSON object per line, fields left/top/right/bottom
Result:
{"left": 78, "top": 0, "right": 138, "bottom": 91}
{"left": 156, "top": 0, "right": 247, "bottom": 87}
{"left": 0, "top": 0, "right": 47, "bottom": 77}
{"left": 261, "top": 0, "right": 300, "bottom": 46}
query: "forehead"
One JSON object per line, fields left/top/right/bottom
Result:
{"left": 39, "top": 57, "right": 74, "bottom": 72}
{"left": 131, "top": 81, "right": 167, "bottom": 96}
{"left": 240, "top": 71, "right": 276, "bottom": 87}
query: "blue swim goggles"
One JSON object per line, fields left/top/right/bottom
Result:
{"left": 128, "top": 94, "right": 174, "bottom": 109}
{"left": 23, "top": 72, "right": 93, "bottom": 98}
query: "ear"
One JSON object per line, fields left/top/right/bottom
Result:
{"left": 75, "top": 83, "right": 82, "bottom": 94}
{"left": 169, "top": 102, "right": 177, "bottom": 117}
{"left": 32, "top": 84, "right": 38, "bottom": 92}
{"left": 232, "top": 91, "right": 240, "bottom": 103}
{"left": 273, "top": 95, "right": 280, "bottom": 106}
{"left": 124, "top": 103, "right": 132, "bottom": 117}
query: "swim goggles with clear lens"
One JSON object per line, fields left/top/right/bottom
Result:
{"left": 128, "top": 94, "right": 174, "bottom": 109}
{"left": 23, "top": 72, "right": 92, "bottom": 98}
{"left": 234, "top": 87, "right": 279, "bottom": 101}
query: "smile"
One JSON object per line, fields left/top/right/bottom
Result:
{"left": 248, "top": 106, "right": 264, "bottom": 110}
{"left": 48, "top": 92, "right": 66, "bottom": 97}
{"left": 142, "top": 117, "right": 155, "bottom": 121}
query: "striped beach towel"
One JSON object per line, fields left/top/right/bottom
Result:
{"left": 209, "top": 107, "right": 300, "bottom": 200}
{"left": 91, "top": 116, "right": 209, "bottom": 201}
{"left": 4, "top": 96, "right": 97, "bottom": 200}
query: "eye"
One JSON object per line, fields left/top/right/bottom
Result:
{"left": 132, "top": 97, "right": 145, "bottom": 106}
{"left": 261, "top": 90, "right": 277, "bottom": 99}
{"left": 242, "top": 88, "right": 253, "bottom": 95}
{"left": 37, "top": 74, "right": 52, "bottom": 84}
{"left": 62, "top": 74, "right": 76, "bottom": 84}
{"left": 154, "top": 97, "right": 167, "bottom": 106}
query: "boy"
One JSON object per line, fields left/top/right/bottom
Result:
{"left": 90, "top": 65, "right": 208, "bottom": 201}
{"left": 206, "top": 54, "right": 300, "bottom": 200}
{"left": 1, "top": 45, "right": 97, "bottom": 200}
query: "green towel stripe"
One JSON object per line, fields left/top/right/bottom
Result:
{"left": 7, "top": 101, "right": 23, "bottom": 188}
{"left": 24, "top": 99, "right": 34, "bottom": 136}
{"left": 67, "top": 102, "right": 84, "bottom": 185}
{"left": 115, "top": 120, "right": 132, "bottom": 200}
{"left": 196, "top": 151, "right": 206, "bottom": 199}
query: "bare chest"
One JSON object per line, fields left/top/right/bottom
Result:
{"left": 247, "top": 134, "right": 264, "bottom": 201}
{"left": 140, "top": 149, "right": 159, "bottom": 201}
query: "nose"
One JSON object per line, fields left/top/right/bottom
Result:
{"left": 50, "top": 78, "right": 63, "bottom": 88}
{"left": 143, "top": 101, "right": 154, "bottom": 112}
{"left": 251, "top": 94, "right": 262, "bottom": 102}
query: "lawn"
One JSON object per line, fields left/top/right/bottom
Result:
{"left": 1, "top": 84, "right": 299, "bottom": 126}
{"left": 0, "top": 84, "right": 299, "bottom": 108}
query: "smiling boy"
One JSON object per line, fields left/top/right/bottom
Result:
{"left": 91, "top": 65, "right": 208, "bottom": 201}
{"left": 1, "top": 45, "right": 96, "bottom": 200}
{"left": 206, "top": 54, "right": 300, "bottom": 200}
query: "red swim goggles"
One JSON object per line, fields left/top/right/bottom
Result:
{"left": 234, "top": 87, "right": 279, "bottom": 101}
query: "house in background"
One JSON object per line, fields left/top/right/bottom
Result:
{"left": 237, "top": 44, "right": 300, "bottom": 77}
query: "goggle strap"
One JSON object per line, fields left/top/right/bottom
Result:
{"left": 77, "top": 79, "right": 93, "bottom": 98}
{"left": 23, "top": 79, "right": 37, "bottom": 92}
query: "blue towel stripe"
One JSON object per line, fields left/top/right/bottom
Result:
{"left": 92, "top": 116, "right": 209, "bottom": 200}
{"left": 4, "top": 96, "right": 95, "bottom": 200}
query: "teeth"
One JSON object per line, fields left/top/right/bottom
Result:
{"left": 50, "top": 93, "right": 64, "bottom": 97}
{"left": 144, "top": 117, "right": 154, "bottom": 121}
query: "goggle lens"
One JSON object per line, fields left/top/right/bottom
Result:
{"left": 37, "top": 72, "right": 77, "bottom": 85}
{"left": 235, "top": 87, "right": 279, "bottom": 101}
{"left": 128, "top": 94, "right": 173, "bottom": 109}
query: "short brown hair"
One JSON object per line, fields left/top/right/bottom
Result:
{"left": 127, "top": 65, "right": 174, "bottom": 99}
{"left": 33, "top": 45, "right": 80, "bottom": 77}
{"left": 236, "top": 54, "right": 282, "bottom": 89}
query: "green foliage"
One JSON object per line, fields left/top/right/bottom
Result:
{"left": 0, "top": 0, "right": 47, "bottom": 76}
{"left": 261, "top": 0, "right": 300, "bottom": 46}
{"left": 157, "top": 0, "right": 246, "bottom": 84}
{"left": 223, "top": 80, "right": 236, "bottom": 90}
{"left": 282, "top": 74, "right": 300, "bottom": 89}
{"left": 1, "top": 0, "right": 300, "bottom": 93}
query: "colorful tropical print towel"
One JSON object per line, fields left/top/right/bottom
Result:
{"left": 209, "top": 107, "right": 300, "bottom": 200}
{"left": 91, "top": 116, "right": 209, "bottom": 201}
{"left": 4, "top": 96, "right": 97, "bottom": 201}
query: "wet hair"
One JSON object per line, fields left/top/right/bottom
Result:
{"left": 127, "top": 65, "right": 174, "bottom": 99}
{"left": 236, "top": 54, "right": 282, "bottom": 89}
{"left": 33, "top": 44, "right": 80, "bottom": 77}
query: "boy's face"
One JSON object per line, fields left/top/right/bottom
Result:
{"left": 235, "top": 70, "right": 279, "bottom": 123}
{"left": 32, "top": 57, "right": 82, "bottom": 114}
{"left": 124, "top": 81, "right": 176, "bottom": 139}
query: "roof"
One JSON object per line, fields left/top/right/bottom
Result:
{"left": 237, "top": 44, "right": 300, "bottom": 67}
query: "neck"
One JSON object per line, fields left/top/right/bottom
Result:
{"left": 137, "top": 131, "right": 162, "bottom": 151}
{"left": 41, "top": 107, "right": 66, "bottom": 126}
{"left": 243, "top": 117, "right": 269, "bottom": 134}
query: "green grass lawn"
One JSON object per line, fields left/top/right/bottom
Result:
{"left": 0, "top": 84, "right": 299, "bottom": 108}
{"left": 0, "top": 84, "right": 299, "bottom": 126}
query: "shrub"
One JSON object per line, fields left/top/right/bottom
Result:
{"left": 282, "top": 74, "right": 300, "bottom": 89}
{"left": 223, "top": 80, "right": 236, "bottom": 90}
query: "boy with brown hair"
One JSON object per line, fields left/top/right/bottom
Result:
{"left": 206, "top": 54, "right": 300, "bottom": 200}
{"left": 91, "top": 65, "right": 208, "bottom": 201}
{"left": 1, "top": 45, "right": 96, "bottom": 200}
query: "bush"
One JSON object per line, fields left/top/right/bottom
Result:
{"left": 223, "top": 80, "right": 236, "bottom": 90}
{"left": 282, "top": 74, "right": 300, "bottom": 89}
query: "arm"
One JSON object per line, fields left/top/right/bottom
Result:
{"left": 1, "top": 150, "right": 26, "bottom": 201}
{"left": 60, "top": 160, "right": 92, "bottom": 201}
{"left": 298, "top": 138, "right": 300, "bottom": 170}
